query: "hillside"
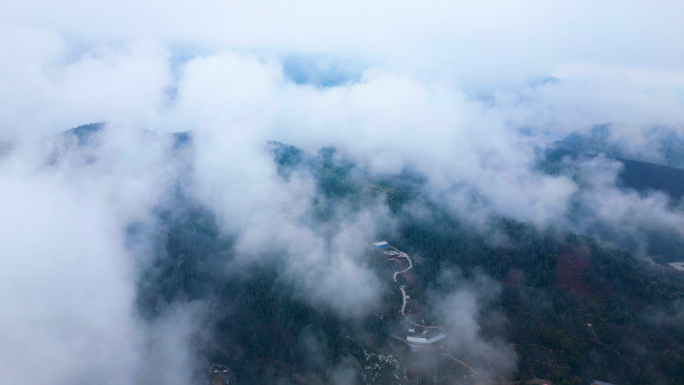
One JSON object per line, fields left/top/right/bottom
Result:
{"left": 132, "top": 142, "right": 684, "bottom": 385}
{"left": 545, "top": 147, "right": 684, "bottom": 201}
{"left": 555, "top": 124, "right": 684, "bottom": 170}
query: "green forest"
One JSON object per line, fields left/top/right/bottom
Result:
{"left": 132, "top": 142, "right": 684, "bottom": 385}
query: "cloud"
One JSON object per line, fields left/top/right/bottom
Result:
{"left": 4, "top": 1, "right": 684, "bottom": 87}
{"left": 1, "top": 2, "right": 684, "bottom": 383}
{"left": 0, "top": 127, "right": 199, "bottom": 385}
{"left": 0, "top": 28, "right": 172, "bottom": 140}
{"left": 563, "top": 155, "right": 684, "bottom": 254}
{"left": 492, "top": 65, "right": 684, "bottom": 137}
{"left": 429, "top": 269, "right": 517, "bottom": 379}
{"left": 0, "top": 147, "right": 139, "bottom": 385}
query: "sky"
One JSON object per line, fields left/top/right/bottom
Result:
{"left": 1, "top": 1, "right": 684, "bottom": 384}
{"left": 3, "top": 1, "right": 684, "bottom": 137}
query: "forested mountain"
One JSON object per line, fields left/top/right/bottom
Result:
{"left": 6, "top": 4, "right": 684, "bottom": 385}
{"left": 555, "top": 124, "right": 684, "bottom": 170}
{"left": 542, "top": 143, "right": 684, "bottom": 262}
{"left": 132, "top": 141, "right": 684, "bottom": 385}
{"left": 545, "top": 147, "right": 684, "bottom": 201}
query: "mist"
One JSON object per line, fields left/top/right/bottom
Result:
{"left": 2, "top": 1, "right": 684, "bottom": 384}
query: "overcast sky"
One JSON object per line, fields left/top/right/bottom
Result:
{"left": 5, "top": 0, "right": 684, "bottom": 71}
{"left": 1, "top": 0, "right": 683, "bottom": 138}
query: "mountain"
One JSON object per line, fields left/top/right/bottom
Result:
{"left": 555, "top": 123, "right": 684, "bottom": 169}
{"left": 43, "top": 126, "right": 684, "bottom": 384}
{"left": 545, "top": 146, "right": 684, "bottom": 201}
{"left": 542, "top": 142, "right": 684, "bottom": 263}
{"left": 66, "top": 122, "right": 105, "bottom": 146}
{"left": 134, "top": 142, "right": 684, "bottom": 385}
{"left": 63, "top": 122, "right": 192, "bottom": 149}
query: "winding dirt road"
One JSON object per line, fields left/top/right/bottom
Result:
{"left": 383, "top": 244, "right": 493, "bottom": 384}
{"left": 385, "top": 248, "right": 413, "bottom": 283}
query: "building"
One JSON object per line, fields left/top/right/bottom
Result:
{"left": 591, "top": 381, "right": 615, "bottom": 385}
{"left": 213, "top": 371, "right": 231, "bottom": 385}
{"left": 668, "top": 261, "right": 684, "bottom": 271}
{"left": 373, "top": 241, "right": 389, "bottom": 248}
{"left": 210, "top": 364, "right": 235, "bottom": 385}
{"left": 407, "top": 333, "right": 446, "bottom": 348}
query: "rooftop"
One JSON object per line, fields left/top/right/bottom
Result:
{"left": 407, "top": 333, "right": 446, "bottom": 345}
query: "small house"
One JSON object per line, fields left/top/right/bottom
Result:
{"left": 213, "top": 371, "right": 231, "bottom": 385}
{"left": 210, "top": 364, "right": 235, "bottom": 385}
{"left": 407, "top": 333, "right": 447, "bottom": 348}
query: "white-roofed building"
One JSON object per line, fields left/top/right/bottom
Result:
{"left": 407, "top": 333, "right": 446, "bottom": 348}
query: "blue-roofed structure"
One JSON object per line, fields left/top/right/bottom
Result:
{"left": 373, "top": 241, "right": 389, "bottom": 248}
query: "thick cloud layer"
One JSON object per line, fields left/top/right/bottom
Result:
{"left": 4, "top": 0, "right": 684, "bottom": 87}
{"left": 0, "top": 163, "right": 139, "bottom": 384}
{"left": 1, "top": 2, "right": 684, "bottom": 384}
{"left": 0, "top": 130, "right": 190, "bottom": 385}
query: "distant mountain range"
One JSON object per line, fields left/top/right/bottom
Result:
{"left": 555, "top": 123, "right": 684, "bottom": 169}
{"left": 549, "top": 124, "right": 684, "bottom": 200}
{"left": 64, "top": 122, "right": 191, "bottom": 149}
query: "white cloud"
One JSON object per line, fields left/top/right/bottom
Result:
{"left": 0, "top": 156, "right": 139, "bottom": 384}
{"left": 1, "top": 2, "right": 684, "bottom": 382}
{"left": 3, "top": 1, "right": 684, "bottom": 87}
